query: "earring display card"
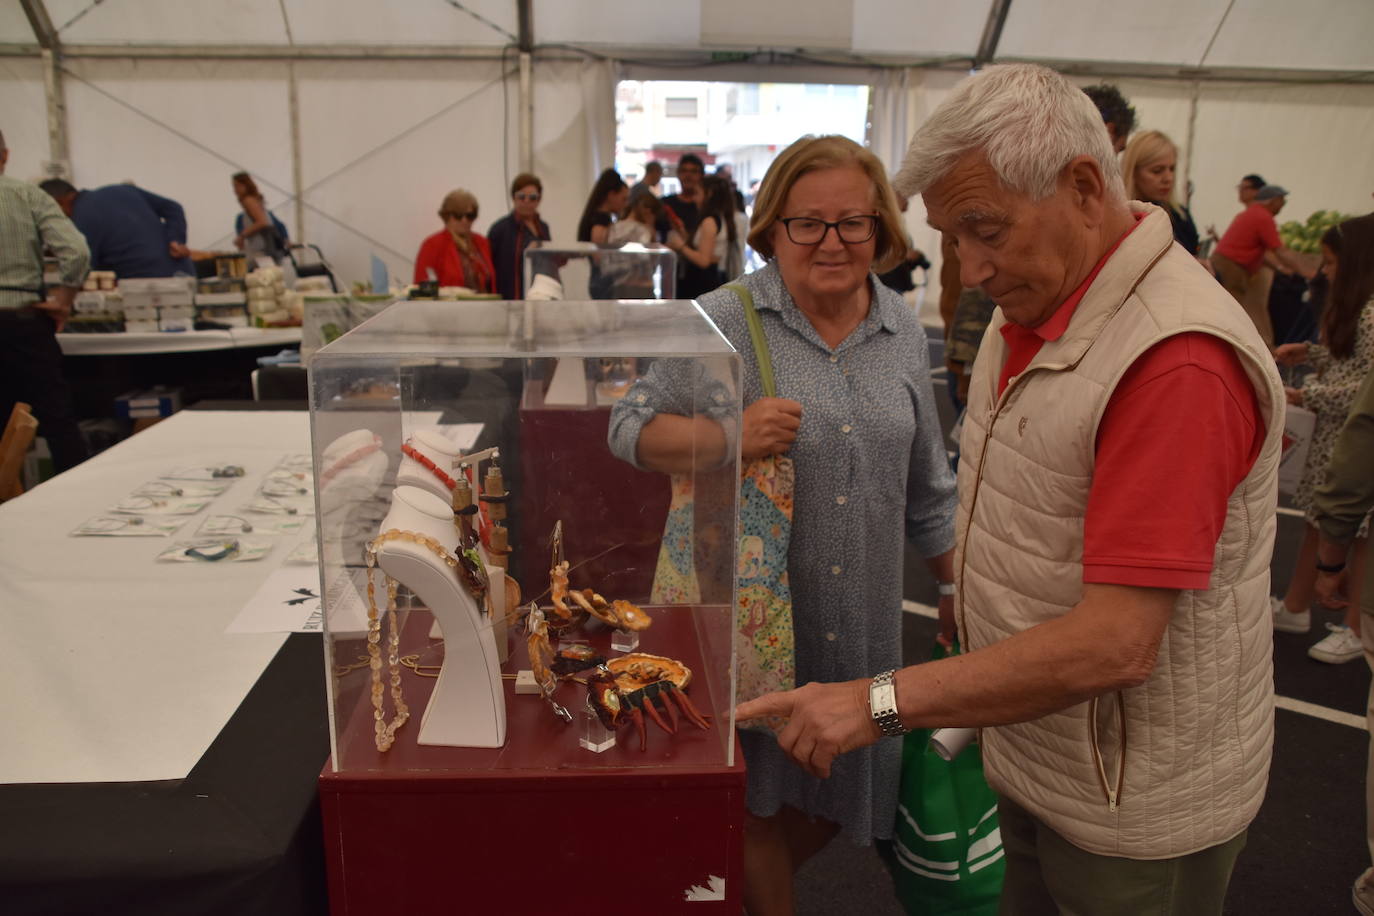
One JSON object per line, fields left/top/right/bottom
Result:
{"left": 197, "top": 515, "right": 306, "bottom": 536}
{"left": 133, "top": 481, "right": 231, "bottom": 499}
{"left": 110, "top": 496, "right": 212, "bottom": 516}
{"left": 161, "top": 465, "right": 248, "bottom": 481}
{"left": 157, "top": 538, "right": 273, "bottom": 563}
{"left": 243, "top": 498, "right": 316, "bottom": 517}
{"left": 72, "top": 515, "right": 184, "bottom": 537}
{"left": 284, "top": 534, "right": 319, "bottom": 565}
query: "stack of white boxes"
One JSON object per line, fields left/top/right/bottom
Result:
{"left": 119, "top": 277, "right": 196, "bottom": 332}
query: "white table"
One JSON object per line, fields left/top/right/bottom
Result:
{"left": 57, "top": 326, "right": 302, "bottom": 356}
{"left": 0, "top": 411, "right": 310, "bottom": 784}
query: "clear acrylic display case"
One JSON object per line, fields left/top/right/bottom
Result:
{"left": 524, "top": 242, "right": 677, "bottom": 300}
{"left": 309, "top": 298, "right": 740, "bottom": 772}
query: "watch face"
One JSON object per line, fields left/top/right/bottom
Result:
{"left": 872, "top": 683, "right": 896, "bottom": 711}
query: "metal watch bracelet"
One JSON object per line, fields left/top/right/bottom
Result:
{"left": 869, "top": 669, "right": 908, "bottom": 737}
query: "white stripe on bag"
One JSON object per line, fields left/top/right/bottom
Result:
{"left": 897, "top": 803, "right": 957, "bottom": 842}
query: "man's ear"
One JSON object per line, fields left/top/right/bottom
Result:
{"left": 1063, "top": 155, "right": 1107, "bottom": 225}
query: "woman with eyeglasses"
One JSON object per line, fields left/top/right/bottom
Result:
{"left": 609, "top": 135, "right": 957, "bottom": 914}
{"left": 413, "top": 188, "right": 495, "bottom": 293}
{"left": 487, "top": 172, "right": 551, "bottom": 299}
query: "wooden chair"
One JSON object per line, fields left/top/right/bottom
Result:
{"left": 0, "top": 402, "right": 39, "bottom": 502}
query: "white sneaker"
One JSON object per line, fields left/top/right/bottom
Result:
{"left": 1308, "top": 623, "right": 1363, "bottom": 664}
{"left": 1270, "top": 596, "right": 1310, "bottom": 634}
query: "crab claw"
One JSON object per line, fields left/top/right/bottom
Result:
{"left": 670, "top": 690, "right": 712, "bottom": 730}
{"left": 630, "top": 707, "right": 647, "bottom": 751}
{"left": 642, "top": 696, "right": 676, "bottom": 735}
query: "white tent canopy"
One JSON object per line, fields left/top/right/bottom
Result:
{"left": 3, "top": 0, "right": 1371, "bottom": 289}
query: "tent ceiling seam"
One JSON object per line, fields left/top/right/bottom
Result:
{"left": 1197, "top": 0, "right": 1237, "bottom": 70}
{"left": 442, "top": 0, "right": 516, "bottom": 44}
{"left": 57, "top": 0, "right": 109, "bottom": 37}
{"left": 277, "top": 0, "right": 295, "bottom": 47}
{"left": 295, "top": 67, "right": 512, "bottom": 199}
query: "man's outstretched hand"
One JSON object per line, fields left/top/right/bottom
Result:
{"left": 735, "top": 678, "right": 883, "bottom": 779}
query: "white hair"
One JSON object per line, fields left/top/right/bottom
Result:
{"left": 893, "top": 63, "right": 1124, "bottom": 203}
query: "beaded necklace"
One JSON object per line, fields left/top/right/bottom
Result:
{"left": 400, "top": 442, "right": 458, "bottom": 490}
{"left": 363, "top": 527, "right": 488, "bottom": 752}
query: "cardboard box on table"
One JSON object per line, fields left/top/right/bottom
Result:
{"left": 310, "top": 298, "right": 744, "bottom": 913}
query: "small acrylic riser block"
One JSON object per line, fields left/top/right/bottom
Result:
{"left": 579, "top": 710, "right": 617, "bottom": 753}
{"left": 610, "top": 629, "right": 640, "bottom": 654}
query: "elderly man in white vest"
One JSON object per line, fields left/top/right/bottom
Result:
{"left": 737, "top": 63, "right": 1284, "bottom": 915}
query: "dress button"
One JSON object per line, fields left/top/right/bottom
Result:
{"left": 841, "top": 424, "right": 852, "bottom": 434}
{"left": 829, "top": 354, "right": 838, "bottom": 363}
{"left": 835, "top": 495, "right": 847, "bottom": 505}
{"left": 831, "top": 565, "right": 841, "bottom": 575}
{"left": 826, "top": 632, "right": 837, "bottom": 642}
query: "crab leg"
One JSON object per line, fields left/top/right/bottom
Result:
{"left": 629, "top": 707, "right": 647, "bottom": 751}
{"left": 641, "top": 696, "right": 676, "bottom": 735}
{"left": 670, "top": 690, "right": 712, "bottom": 730}
{"left": 658, "top": 689, "right": 680, "bottom": 732}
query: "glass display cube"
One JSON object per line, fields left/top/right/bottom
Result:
{"left": 309, "top": 298, "right": 740, "bottom": 772}
{"left": 524, "top": 242, "right": 677, "bottom": 300}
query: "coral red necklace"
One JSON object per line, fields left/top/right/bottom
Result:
{"left": 401, "top": 442, "right": 457, "bottom": 490}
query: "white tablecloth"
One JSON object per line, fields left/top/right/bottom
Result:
{"left": 0, "top": 411, "right": 310, "bottom": 784}
{"left": 58, "top": 327, "right": 302, "bottom": 356}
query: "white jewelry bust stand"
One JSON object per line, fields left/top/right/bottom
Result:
{"left": 396, "top": 428, "right": 462, "bottom": 504}
{"left": 397, "top": 427, "right": 510, "bottom": 662}
{"left": 374, "top": 485, "right": 506, "bottom": 748}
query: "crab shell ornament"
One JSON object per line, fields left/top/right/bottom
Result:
{"left": 586, "top": 653, "right": 712, "bottom": 751}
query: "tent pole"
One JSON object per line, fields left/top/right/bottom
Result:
{"left": 19, "top": 0, "right": 69, "bottom": 176}
{"left": 517, "top": 0, "right": 534, "bottom": 174}
{"left": 287, "top": 60, "right": 305, "bottom": 244}
{"left": 519, "top": 52, "right": 533, "bottom": 173}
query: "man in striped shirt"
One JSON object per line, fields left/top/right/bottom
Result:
{"left": 0, "top": 130, "right": 91, "bottom": 473}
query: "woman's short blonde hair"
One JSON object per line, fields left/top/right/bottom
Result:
{"left": 748, "top": 135, "right": 906, "bottom": 272}
{"left": 1121, "top": 130, "right": 1179, "bottom": 206}
{"left": 438, "top": 188, "right": 478, "bottom": 219}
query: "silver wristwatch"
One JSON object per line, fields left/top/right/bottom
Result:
{"left": 869, "top": 669, "right": 908, "bottom": 737}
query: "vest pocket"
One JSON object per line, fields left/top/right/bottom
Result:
{"left": 1088, "top": 692, "right": 1127, "bottom": 811}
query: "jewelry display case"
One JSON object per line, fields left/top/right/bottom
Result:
{"left": 312, "top": 298, "right": 745, "bottom": 911}
{"left": 523, "top": 242, "right": 677, "bottom": 300}
{"left": 310, "top": 296, "right": 740, "bottom": 771}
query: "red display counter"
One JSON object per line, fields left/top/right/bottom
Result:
{"left": 320, "top": 607, "right": 744, "bottom": 914}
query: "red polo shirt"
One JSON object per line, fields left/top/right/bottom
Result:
{"left": 997, "top": 224, "right": 1264, "bottom": 590}
{"left": 1214, "top": 203, "right": 1282, "bottom": 274}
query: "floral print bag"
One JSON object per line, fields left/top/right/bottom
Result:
{"left": 650, "top": 284, "right": 796, "bottom": 722}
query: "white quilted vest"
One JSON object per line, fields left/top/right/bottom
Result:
{"left": 956, "top": 204, "right": 1284, "bottom": 858}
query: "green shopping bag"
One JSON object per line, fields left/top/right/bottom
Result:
{"left": 887, "top": 644, "right": 1004, "bottom": 916}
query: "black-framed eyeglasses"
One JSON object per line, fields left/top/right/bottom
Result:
{"left": 777, "top": 214, "right": 878, "bottom": 245}
{"left": 514, "top": 192, "right": 541, "bottom": 202}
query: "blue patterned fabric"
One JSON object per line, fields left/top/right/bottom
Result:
{"left": 609, "top": 261, "right": 957, "bottom": 841}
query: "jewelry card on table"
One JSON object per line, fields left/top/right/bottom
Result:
{"left": 161, "top": 464, "right": 248, "bottom": 481}
{"left": 228, "top": 567, "right": 365, "bottom": 634}
{"left": 110, "top": 496, "right": 212, "bottom": 516}
{"left": 133, "top": 480, "right": 231, "bottom": 499}
{"left": 71, "top": 515, "right": 184, "bottom": 537}
{"left": 157, "top": 538, "right": 274, "bottom": 563}
{"left": 197, "top": 515, "right": 306, "bottom": 536}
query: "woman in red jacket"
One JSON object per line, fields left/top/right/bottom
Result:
{"left": 413, "top": 189, "right": 495, "bottom": 292}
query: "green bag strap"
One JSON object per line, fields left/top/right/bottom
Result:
{"left": 727, "top": 282, "right": 775, "bottom": 398}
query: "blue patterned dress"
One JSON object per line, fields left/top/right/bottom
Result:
{"left": 608, "top": 261, "right": 957, "bottom": 841}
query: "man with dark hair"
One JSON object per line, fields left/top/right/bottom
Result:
{"left": 628, "top": 160, "right": 662, "bottom": 206}
{"left": 40, "top": 178, "right": 193, "bottom": 278}
{"left": 1082, "top": 83, "right": 1136, "bottom": 152}
{"left": 0, "top": 132, "right": 91, "bottom": 473}
{"left": 1238, "top": 174, "right": 1266, "bottom": 206}
{"left": 661, "top": 153, "right": 705, "bottom": 239}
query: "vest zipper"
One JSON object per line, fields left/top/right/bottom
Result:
{"left": 1088, "top": 692, "right": 1128, "bottom": 810}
